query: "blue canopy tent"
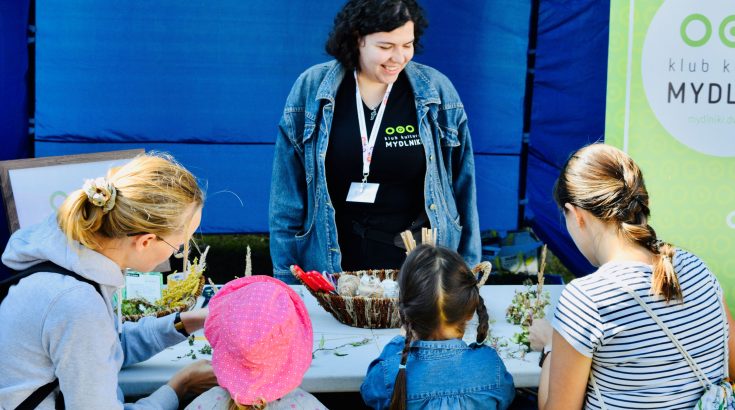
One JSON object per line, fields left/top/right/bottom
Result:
{"left": 0, "top": 0, "right": 609, "bottom": 278}
{"left": 527, "top": 0, "right": 609, "bottom": 276}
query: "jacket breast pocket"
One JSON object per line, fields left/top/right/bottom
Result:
{"left": 437, "top": 124, "right": 460, "bottom": 148}
{"left": 432, "top": 109, "right": 460, "bottom": 148}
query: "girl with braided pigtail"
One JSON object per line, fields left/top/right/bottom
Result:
{"left": 529, "top": 143, "right": 735, "bottom": 410}
{"left": 361, "top": 244, "right": 515, "bottom": 410}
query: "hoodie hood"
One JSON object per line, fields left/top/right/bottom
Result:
{"left": 2, "top": 214, "right": 125, "bottom": 290}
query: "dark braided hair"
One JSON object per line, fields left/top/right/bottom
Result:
{"left": 554, "top": 143, "right": 680, "bottom": 301}
{"left": 325, "top": 0, "right": 428, "bottom": 71}
{"left": 475, "top": 294, "right": 490, "bottom": 344}
{"left": 389, "top": 245, "right": 485, "bottom": 410}
{"left": 389, "top": 320, "right": 412, "bottom": 409}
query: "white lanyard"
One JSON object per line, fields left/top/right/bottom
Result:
{"left": 354, "top": 70, "right": 393, "bottom": 184}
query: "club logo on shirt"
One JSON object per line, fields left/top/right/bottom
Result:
{"left": 385, "top": 125, "right": 415, "bottom": 135}
{"left": 384, "top": 124, "right": 421, "bottom": 149}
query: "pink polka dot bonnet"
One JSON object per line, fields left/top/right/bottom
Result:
{"left": 204, "top": 275, "right": 313, "bottom": 405}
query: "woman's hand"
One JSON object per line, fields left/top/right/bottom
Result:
{"left": 180, "top": 308, "right": 208, "bottom": 334}
{"left": 529, "top": 318, "right": 553, "bottom": 352}
{"left": 167, "top": 360, "right": 217, "bottom": 399}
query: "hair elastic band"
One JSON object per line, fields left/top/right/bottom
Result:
{"left": 398, "top": 363, "right": 406, "bottom": 370}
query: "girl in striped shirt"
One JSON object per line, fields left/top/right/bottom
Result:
{"left": 529, "top": 143, "right": 735, "bottom": 409}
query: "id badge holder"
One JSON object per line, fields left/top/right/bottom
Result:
{"left": 346, "top": 182, "right": 379, "bottom": 203}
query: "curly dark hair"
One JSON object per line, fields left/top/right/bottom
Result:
{"left": 325, "top": 0, "right": 429, "bottom": 71}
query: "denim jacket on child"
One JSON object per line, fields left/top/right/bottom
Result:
{"left": 269, "top": 60, "right": 481, "bottom": 283}
{"left": 361, "top": 336, "right": 515, "bottom": 410}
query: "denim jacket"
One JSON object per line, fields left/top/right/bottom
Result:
{"left": 269, "top": 60, "right": 481, "bottom": 282}
{"left": 361, "top": 336, "right": 515, "bottom": 410}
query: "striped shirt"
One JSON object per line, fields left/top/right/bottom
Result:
{"left": 552, "top": 249, "right": 728, "bottom": 409}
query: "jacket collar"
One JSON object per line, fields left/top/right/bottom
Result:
{"left": 315, "top": 61, "right": 345, "bottom": 104}
{"left": 411, "top": 338, "right": 469, "bottom": 350}
{"left": 403, "top": 62, "right": 441, "bottom": 106}
{"left": 315, "top": 60, "right": 441, "bottom": 107}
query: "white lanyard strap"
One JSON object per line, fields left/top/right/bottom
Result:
{"left": 354, "top": 70, "right": 393, "bottom": 183}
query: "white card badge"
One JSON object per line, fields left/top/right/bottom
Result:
{"left": 346, "top": 182, "right": 380, "bottom": 203}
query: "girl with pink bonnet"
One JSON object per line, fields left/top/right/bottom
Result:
{"left": 184, "top": 276, "right": 327, "bottom": 410}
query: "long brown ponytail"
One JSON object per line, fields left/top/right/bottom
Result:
{"left": 554, "top": 143, "right": 681, "bottom": 301}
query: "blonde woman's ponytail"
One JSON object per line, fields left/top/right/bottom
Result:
{"left": 57, "top": 189, "right": 108, "bottom": 250}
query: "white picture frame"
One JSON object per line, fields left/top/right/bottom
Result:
{"left": 0, "top": 149, "right": 144, "bottom": 232}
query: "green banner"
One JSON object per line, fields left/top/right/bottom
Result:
{"left": 606, "top": 0, "right": 735, "bottom": 302}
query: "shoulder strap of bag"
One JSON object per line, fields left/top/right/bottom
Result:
{"left": 589, "top": 373, "right": 609, "bottom": 410}
{"left": 591, "top": 279, "right": 730, "bottom": 409}
{"left": 718, "top": 288, "right": 729, "bottom": 380}
{"left": 14, "top": 379, "right": 60, "bottom": 410}
{"left": 4, "top": 262, "right": 102, "bottom": 410}
{"left": 1, "top": 261, "right": 102, "bottom": 303}
{"left": 617, "top": 282, "right": 713, "bottom": 389}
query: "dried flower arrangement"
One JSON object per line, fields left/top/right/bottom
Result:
{"left": 121, "top": 246, "right": 209, "bottom": 321}
{"left": 505, "top": 245, "right": 550, "bottom": 349}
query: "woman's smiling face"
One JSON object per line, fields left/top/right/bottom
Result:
{"left": 357, "top": 21, "right": 415, "bottom": 84}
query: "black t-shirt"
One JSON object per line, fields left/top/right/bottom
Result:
{"left": 326, "top": 71, "right": 426, "bottom": 271}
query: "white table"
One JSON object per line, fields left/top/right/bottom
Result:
{"left": 119, "top": 284, "right": 563, "bottom": 397}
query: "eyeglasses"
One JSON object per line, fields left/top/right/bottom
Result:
{"left": 158, "top": 236, "right": 186, "bottom": 259}
{"left": 127, "top": 232, "right": 185, "bottom": 259}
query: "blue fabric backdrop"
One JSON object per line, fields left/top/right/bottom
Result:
{"left": 1, "top": 0, "right": 611, "bottom": 277}
{"left": 33, "top": 0, "right": 529, "bottom": 234}
{"left": 526, "top": 0, "right": 610, "bottom": 275}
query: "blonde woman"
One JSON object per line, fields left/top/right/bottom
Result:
{"left": 0, "top": 153, "right": 216, "bottom": 409}
{"left": 530, "top": 144, "right": 735, "bottom": 409}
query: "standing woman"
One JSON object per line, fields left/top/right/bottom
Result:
{"left": 0, "top": 153, "right": 216, "bottom": 409}
{"left": 269, "top": 0, "right": 480, "bottom": 283}
{"left": 529, "top": 144, "right": 735, "bottom": 409}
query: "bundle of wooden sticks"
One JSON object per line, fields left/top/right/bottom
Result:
{"left": 399, "top": 227, "right": 437, "bottom": 252}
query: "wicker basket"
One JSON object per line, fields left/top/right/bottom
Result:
{"left": 121, "top": 276, "right": 205, "bottom": 322}
{"left": 291, "top": 262, "right": 492, "bottom": 329}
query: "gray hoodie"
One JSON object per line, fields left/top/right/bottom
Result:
{"left": 0, "top": 215, "right": 186, "bottom": 409}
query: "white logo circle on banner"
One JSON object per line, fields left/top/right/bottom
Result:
{"left": 642, "top": 0, "right": 735, "bottom": 157}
